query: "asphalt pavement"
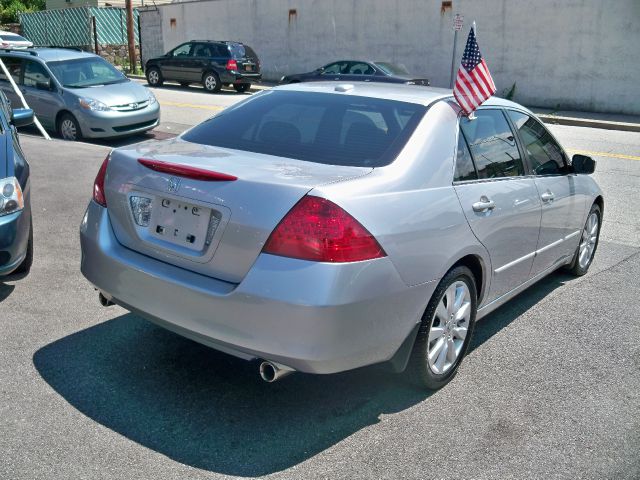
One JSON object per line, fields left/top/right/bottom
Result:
{"left": 0, "top": 91, "right": 639, "bottom": 479}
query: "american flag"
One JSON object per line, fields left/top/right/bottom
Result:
{"left": 453, "top": 26, "right": 496, "bottom": 115}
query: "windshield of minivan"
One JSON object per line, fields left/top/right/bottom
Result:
{"left": 47, "top": 57, "right": 126, "bottom": 88}
{"left": 182, "top": 90, "right": 426, "bottom": 167}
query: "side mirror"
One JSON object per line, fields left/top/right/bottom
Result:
{"left": 572, "top": 154, "right": 596, "bottom": 174}
{"left": 36, "top": 79, "right": 52, "bottom": 91}
{"left": 316, "top": 67, "right": 325, "bottom": 73}
{"left": 11, "top": 108, "right": 34, "bottom": 127}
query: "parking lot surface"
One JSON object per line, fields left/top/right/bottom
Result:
{"left": 1, "top": 91, "right": 639, "bottom": 479}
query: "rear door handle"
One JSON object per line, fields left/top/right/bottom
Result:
{"left": 541, "top": 191, "right": 555, "bottom": 203}
{"left": 472, "top": 196, "right": 496, "bottom": 213}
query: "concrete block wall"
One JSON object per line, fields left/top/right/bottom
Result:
{"left": 138, "top": 0, "right": 640, "bottom": 114}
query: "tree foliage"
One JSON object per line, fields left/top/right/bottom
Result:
{"left": 1, "top": 0, "right": 44, "bottom": 24}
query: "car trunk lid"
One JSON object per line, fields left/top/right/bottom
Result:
{"left": 105, "top": 138, "right": 371, "bottom": 283}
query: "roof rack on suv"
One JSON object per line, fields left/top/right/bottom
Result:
{"left": 0, "top": 48, "right": 38, "bottom": 56}
{"left": 43, "top": 45, "right": 85, "bottom": 52}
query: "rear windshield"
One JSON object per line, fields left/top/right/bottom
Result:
{"left": 182, "top": 90, "right": 426, "bottom": 167}
{"left": 376, "top": 62, "right": 410, "bottom": 76}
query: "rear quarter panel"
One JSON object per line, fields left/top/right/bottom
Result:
{"left": 313, "top": 101, "right": 491, "bottom": 291}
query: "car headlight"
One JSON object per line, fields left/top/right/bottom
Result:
{"left": 147, "top": 91, "right": 157, "bottom": 105}
{"left": 0, "top": 177, "right": 24, "bottom": 216}
{"left": 79, "top": 97, "right": 111, "bottom": 112}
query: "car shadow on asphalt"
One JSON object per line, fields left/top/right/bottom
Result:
{"left": 32, "top": 271, "right": 571, "bottom": 476}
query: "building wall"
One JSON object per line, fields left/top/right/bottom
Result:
{"left": 139, "top": 0, "right": 640, "bottom": 114}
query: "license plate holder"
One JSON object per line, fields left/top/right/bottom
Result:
{"left": 244, "top": 63, "right": 254, "bottom": 72}
{"left": 150, "top": 198, "right": 212, "bottom": 251}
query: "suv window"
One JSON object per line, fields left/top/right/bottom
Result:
{"left": 454, "top": 130, "right": 477, "bottom": 182}
{"left": 460, "top": 109, "right": 525, "bottom": 179}
{"left": 182, "top": 90, "right": 426, "bottom": 167}
{"left": 507, "top": 110, "right": 567, "bottom": 175}
{"left": 193, "top": 43, "right": 214, "bottom": 57}
{"left": 23, "top": 60, "right": 51, "bottom": 88}
{"left": 0, "top": 57, "right": 22, "bottom": 83}
{"left": 171, "top": 43, "right": 193, "bottom": 57}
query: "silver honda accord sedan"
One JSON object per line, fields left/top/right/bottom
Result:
{"left": 80, "top": 82, "right": 603, "bottom": 389}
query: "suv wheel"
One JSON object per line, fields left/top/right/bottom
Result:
{"left": 203, "top": 72, "right": 222, "bottom": 93}
{"left": 233, "top": 83, "right": 251, "bottom": 93}
{"left": 58, "top": 113, "right": 82, "bottom": 141}
{"left": 146, "top": 67, "right": 163, "bottom": 87}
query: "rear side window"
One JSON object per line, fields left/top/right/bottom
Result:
{"left": 507, "top": 110, "right": 567, "bottom": 175}
{"left": 0, "top": 57, "right": 22, "bottom": 83}
{"left": 182, "top": 90, "right": 426, "bottom": 167}
{"left": 460, "top": 109, "right": 525, "bottom": 179}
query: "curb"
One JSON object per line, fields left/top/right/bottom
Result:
{"left": 536, "top": 114, "right": 640, "bottom": 133}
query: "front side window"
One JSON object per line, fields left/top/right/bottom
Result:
{"left": 507, "top": 110, "right": 567, "bottom": 175}
{"left": 171, "top": 43, "right": 193, "bottom": 57}
{"left": 182, "top": 90, "right": 426, "bottom": 167}
{"left": 23, "top": 60, "right": 51, "bottom": 88}
{"left": 460, "top": 109, "right": 525, "bottom": 179}
{"left": 47, "top": 57, "right": 126, "bottom": 88}
{"left": 454, "top": 130, "right": 477, "bottom": 182}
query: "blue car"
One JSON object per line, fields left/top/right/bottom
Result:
{"left": 0, "top": 90, "right": 34, "bottom": 278}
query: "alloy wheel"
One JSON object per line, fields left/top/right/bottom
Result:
{"left": 578, "top": 212, "right": 599, "bottom": 269}
{"left": 427, "top": 280, "right": 471, "bottom": 375}
{"left": 148, "top": 70, "right": 159, "bottom": 85}
{"left": 205, "top": 75, "right": 217, "bottom": 91}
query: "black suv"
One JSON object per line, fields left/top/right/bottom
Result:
{"left": 145, "top": 40, "right": 261, "bottom": 93}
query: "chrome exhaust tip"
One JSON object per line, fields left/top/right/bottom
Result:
{"left": 259, "top": 361, "right": 294, "bottom": 383}
{"left": 98, "top": 292, "right": 114, "bottom": 307}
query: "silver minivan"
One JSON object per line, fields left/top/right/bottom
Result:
{"left": 0, "top": 48, "right": 159, "bottom": 140}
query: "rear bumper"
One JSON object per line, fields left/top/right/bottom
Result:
{"left": 0, "top": 207, "right": 30, "bottom": 276}
{"left": 80, "top": 201, "right": 434, "bottom": 374}
{"left": 220, "top": 71, "right": 262, "bottom": 84}
{"left": 76, "top": 103, "right": 161, "bottom": 139}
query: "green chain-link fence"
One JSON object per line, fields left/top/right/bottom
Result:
{"left": 19, "top": 7, "right": 139, "bottom": 48}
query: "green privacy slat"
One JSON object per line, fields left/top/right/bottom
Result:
{"left": 19, "top": 7, "right": 138, "bottom": 47}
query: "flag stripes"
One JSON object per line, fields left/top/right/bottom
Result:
{"left": 453, "top": 26, "right": 496, "bottom": 115}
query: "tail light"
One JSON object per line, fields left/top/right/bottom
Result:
{"left": 263, "top": 196, "right": 386, "bottom": 263}
{"left": 138, "top": 158, "right": 237, "bottom": 181}
{"left": 226, "top": 59, "right": 238, "bottom": 71}
{"left": 93, "top": 155, "right": 110, "bottom": 207}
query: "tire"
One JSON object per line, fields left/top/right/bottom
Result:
{"left": 13, "top": 215, "right": 33, "bottom": 276}
{"left": 406, "top": 266, "right": 477, "bottom": 390}
{"left": 233, "top": 83, "right": 251, "bottom": 93}
{"left": 57, "top": 113, "right": 82, "bottom": 141}
{"left": 146, "top": 66, "right": 163, "bottom": 87}
{"left": 202, "top": 71, "right": 222, "bottom": 93}
{"left": 565, "top": 203, "right": 601, "bottom": 276}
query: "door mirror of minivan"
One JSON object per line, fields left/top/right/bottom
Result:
{"left": 10, "top": 108, "right": 34, "bottom": 127}
{"left": 572, "top": 154, "right": 596, "bottom": 174}
{"left": 36, "top": 79, "right": 52, "bottom": 91}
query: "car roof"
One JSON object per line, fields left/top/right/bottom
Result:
{"left": 0, "top": 47, "right": 97, "bottom": 62}
{"left": 274, "top": 81, "right": 532, "bottom": 113}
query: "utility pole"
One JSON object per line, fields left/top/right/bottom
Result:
{"left": 125, "top": 0, "right": 137, "bottom": 73}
